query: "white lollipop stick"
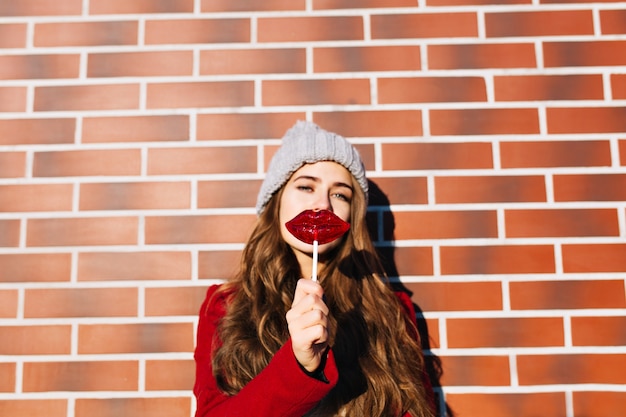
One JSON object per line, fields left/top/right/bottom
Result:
{"left": 311, "top": 240, "right": 319, "bottom": 282}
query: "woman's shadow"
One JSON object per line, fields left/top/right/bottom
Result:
{"left": 367, "top": 180, "right": 454, "bottom": 417}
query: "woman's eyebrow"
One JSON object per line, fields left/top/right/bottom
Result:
{"left": 292, "top": 176, "right": 353, "bottom": 191}
{"left": 333, "top": 182, "right": 354, "bottom": 191}
{"left": 292, "top": 175, "right": 319, "bottom": 183}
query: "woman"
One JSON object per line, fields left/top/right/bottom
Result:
{"left": 193, "top": 121, "right": 436, "bottom": 417}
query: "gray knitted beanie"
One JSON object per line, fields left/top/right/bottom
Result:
{"left": 256, "top": 120, "right": 368, "bottom": 215}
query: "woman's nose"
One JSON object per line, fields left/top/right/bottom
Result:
{"left": 312, "top": 192, "right": 331, "bottom": 211}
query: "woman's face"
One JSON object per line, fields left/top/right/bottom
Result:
{"left": 279, "top": 161, "right": 354, "bottom": 272}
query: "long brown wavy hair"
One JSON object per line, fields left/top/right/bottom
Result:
{"left": 211, "top": 174, "right": 435, "bottom": 417}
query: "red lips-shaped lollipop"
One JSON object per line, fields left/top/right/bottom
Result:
{"left": 285, "top": 210, "right": 350, "bottom": 281}
{"left": 285, "top": 210, "right": 350, "bottom": 245}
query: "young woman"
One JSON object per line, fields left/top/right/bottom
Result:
{"left": 193, "top": 121, "right": 436, "bottom": 417}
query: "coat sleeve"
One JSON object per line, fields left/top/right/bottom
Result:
{"left": 193, "top": 285, "right": 339, "bottom": 417}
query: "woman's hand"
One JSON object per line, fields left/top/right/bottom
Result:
{"left": 286, "top": 278, "right": 329, "bottom": 373}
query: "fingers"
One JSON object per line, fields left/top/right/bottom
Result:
{"left": 287, "top": 279, "right": 329, "bottom": 372}
{"left": 291, "top": 278, "right": 325, "bottom": 308}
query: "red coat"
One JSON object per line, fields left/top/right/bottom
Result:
{"left": 193, "top": 284, "right": 433, "bottom": 417}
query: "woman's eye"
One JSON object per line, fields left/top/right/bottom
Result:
{"left": 297, "top": 185, "right": 313, "bottom": 192}
{"left": 332, "top": 193, "right": 350, "bottom": 202}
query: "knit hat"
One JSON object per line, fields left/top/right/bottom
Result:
{"left": 256, "top": 120, "right": 368, "bottom": 215}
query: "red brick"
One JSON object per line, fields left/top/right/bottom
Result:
{"left": 201, "top": 48, "right": 303, "bottom": 75}
{"left": 88, "top": 51, "right": 193, "bottom": 77}
{"left": 0, "top": 400, "right": 66, "bottom": 417}
{"left": 198, "top": 250, "right": 242, "bottom": 280}
{"left": 0, "top": 290, "right": 18, "bottom": 318}
{"left": 80, "top": 182, "right": 191, "bottom": 210}
{"left": 573, "top": 392, "right": 626, "bottom": 417}
{"left": 78, "top": 252, "right": 191, "bottom": 281}
{"left": 486, "top": 10, "right": 593, "bottom": 37}
{"left": 24, "top": 288, "right": 138, "bottom": 318}
{"left": 0, "top": 86, "right": 26, "bottom": 111}
{"left": 611, "top": 74, "right": 626, "bottom": 99}
{"left": 0, "top": 152, "right": 26, "bottom": 178}
{"left": 423, "top": 318, "right": 439, "bottom": 348}
{"left": 145, "top": 215, "right": 256, "bottom": 245}
{"left": 562, "top": 243, "right": 626, "bottom": 273}
{"left": 448, "top": 317, "right": 564, "bottom": 348}
{"left": 0, "top": 118, "right": 75, "bottom": 146}
{"left": 145, "top": 359, "right": 195, "bottom": 390}
{"left": 429, "top": 0, "right": 529, "bottom": 4}
{"left": 572, "top": 316, "right": 626, "bottom": 346}
{"left": 258, "top": 16, "right": 363, "bottom": 42}
{"left": 75, "top": 398, "right": 191, "bottom": 417}
{"left": 315, "top": 45, "right": 421, "bottom": 72}
{"left": 0, "top": 220, "right": 20, "bottom": 247}
{"left": 368, "top": 177, "right": 429, "bottom": 206}
{"left": 33, "top": 149, "right": 141, "bottom": 177}
{"left": 372, "top": 13, "right": 478, "bottom": 39}
{"left": 403, "top": 282, "right": 503, "bottom": 311}
{"left": 27, "top": 217, "right": 138, "bottom": 247}
{"left": 544, "top": 40, "right": 626, "bottom": 67}
{"left": 148, "top": 146, "right": 256, "bottom": 175}
{"left": 446, "top": 392, "right": 566, "bottom": 417}
{"left": 23, "top": 361, "right": 138, "bottom": 392}
{"left": 547, "top": 106, "right": 626, "bottom": 133}
{"left": 440, "top": 355, "right": 510, "bottom": 386}
{"left": 506, "top": 208, "right": 619, "bottom": 238}
{"left": 441, "top": 245, "right": 555, "bottom": 275}
{"left": 381, "top": 246, "right": 433, "bottom": 276}
{"left": 0, "top": 325, "right": 71, "bottom": 355}
{"left": 379, "top": 76, "right": 486, "bottom": 103}
{"left": 34, "top": 21, "right": 138, "bottom": 47}
{"left": 145, "top": 287, "right": 207, "bottom": 316}
{"left": 429, "top": 43, "right": 536, "bottom": 70}
{"left": 0, "top": 253, "right": 72, "bottom": 283}
{"left": 90, "top": 0, "right": 193, "bottom": 14}
{"left": 543, "top": 0, "right": 624, "bottom": 3}
{"left": 147, "top": 81, "right": 254, "bottom": 109}
{"left": 600, "top": 9, "right": 626, "bottom": 34}
{"left": 621, "top": 140, "right": 626, "bottom": 164}
{"left": 390, "top": 210, "right": 497, "bottom": 240}
{"left": 0, "top": 184, "right": 73, "bottom": 212}
{"left": 518, "top": 354, "right": 626, "bottom": 385}
{"left": 78, "top": 323, "right": 193, "bottom": 354}
{"left": 510, "top": 279, "right": 625, "bottom": 309}
{"left": 0, "top": 1, "right": 82, "bottom": 16}
{"left": 0, "top": 23, "right": 27, "bottom": 47}
{"left": 201, "top": 0, "right": 303, "bottom": 11}
{"left": 1, "top": 153, "right": 25, "bottom": 181}
{"left": 146, "top": 19, "right": 249, "bottom": 44}
{"left": 198, "top": 180, "right": 260, "bottom": 209}
{"left": 314, "top": 110, "right": 422, "bottom": 137}
{"left": 263, "top": 79, "right": 370, "bottom": 106}
{"left": 197, "top": 113, "right": 304, "bottom": 140}
{"left": 495, "top": 74, "right": 603, "bottom": 101}
{"left": 0, "top": 54, "right": 80, "bottom": 80}
{"left": 431, "top": 108, "right": 539, "bottom": 135}
{"left": 436, "top": 175, "right": 546, "bottom": 204}
{"left": 0, "top": 362, "right": 15, "bottom": 391}
{"left": 382, "top": 142, "right": 493, "bottom": 171}
{"left": 83, "top": 115, "right": 189, "bottom": 143}
{"left": 316, "top": 0, "right": 415, "bottom": 8}
{"left": 554, "top": 173, "right": 626, "bottom": 202}
{"left": 501, "top": 140, "right": 610, "bottom": 168}
{"left": 34, "top": 84, "right": 140, "bottom": 111}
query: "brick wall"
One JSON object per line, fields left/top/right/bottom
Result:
{"left": 1, "top": 1, "right": 625, "bottom": 416}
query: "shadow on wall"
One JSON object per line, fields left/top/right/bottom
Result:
{"left": 367, "top": 180, "right": 454, "bottom": 417}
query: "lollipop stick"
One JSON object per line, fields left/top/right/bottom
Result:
{"left": 311, "top": 240, "right": 319, "bottom": 282}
